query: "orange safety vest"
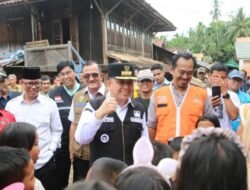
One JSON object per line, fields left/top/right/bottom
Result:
{"left": 154, "top": 85, "right": 207, "bottom": 143}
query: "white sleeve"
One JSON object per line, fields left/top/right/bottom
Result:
{"left": 75, "top": 102, "right": 103, "bottom": 144}
{"left": 68, "top": 101, "right": 75, "bottom": 122}
{"left": 228, "top": 91, "right": 240, "bottom": 108}
{"left": 141, "top": 113, "right": 149, "bottom": 137}
{"left": 49, "top": 101, "right": 63, "bottom": 151}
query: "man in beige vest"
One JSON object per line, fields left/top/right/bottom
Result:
{"left": 68, "top": 61, "right": 107, "bottom": 181}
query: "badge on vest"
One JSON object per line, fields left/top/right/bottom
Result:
{"left": 54, "top": 96, "right": 63, "bottom": 103}
{"left": 100, "top": 134, "right": 109, "bottom": 143}
{"left": 130, "top": 117, "right": 142, "bottom": 123}
{"left": 79, "top": 96, "right": 85, "bottom": 102}
{"left": 103, "top": 117, "right": 114, "bottom": 122}
{"left": 133, "top": 110, "right": 141, "bottom": 118}
{"left": 157, "top": 96, "right": 168, "bottom": 107}
{"left": 157, "top": 96, "right": 168, "bottom": 103}
{"left": 75, "top": 102, "right": 87, "bottom": 108}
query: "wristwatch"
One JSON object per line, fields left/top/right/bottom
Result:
{"left": 222, "top": 93, "right": 230, "bottom": 99}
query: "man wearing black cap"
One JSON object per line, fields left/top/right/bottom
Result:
{"left": 75, "top": 63, "right": 149, "bottom": 165}
{"left": 5, "top": 67, "right": 63, "bottom": 190}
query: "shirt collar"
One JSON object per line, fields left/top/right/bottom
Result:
{"left": 118, "top": 97, "right": 135, "bottom": 109}
{"left": 20, "top": 93, "right": 43, "bottom": 104}
{"left": 84, "top": 83, "right": 106, "bottom": 96}
{"left": 63, "top": 82, "right": 80, "bottom": 96}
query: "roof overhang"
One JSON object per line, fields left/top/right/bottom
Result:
{"left": 107, "top": 51, "right": 165, "bottom": 68}
{"left": 0, "top": 0, "right": 47, "bottom": 7}
{"left": 105, "top": 0, "right": 176, "bottom": 32}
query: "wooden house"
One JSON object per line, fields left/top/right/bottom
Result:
{"left": 235, "top": 37, "right": 250, "bottom": 75}
{"left": 0, "top": 0, "right": 176, "bottom": 70}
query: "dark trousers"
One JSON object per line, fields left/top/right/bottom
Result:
{"left": 35, "top": 155, "right": 58, "bottom": 190}
{"left": 73, "top": 157, "right": 90, "bottom": 182}
{"left": 55, "top": 150, "right": 71, "bottom": 190}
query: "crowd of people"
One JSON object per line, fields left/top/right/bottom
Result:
{"left": 1, "top": 52, "right": 250, "bottom": 190}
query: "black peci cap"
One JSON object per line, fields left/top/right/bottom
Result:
{"left": 108, "top": 63, "right": 137, "bottom": 80}
{"left": 21, "top": 67, "right": 41, "bottom": 80}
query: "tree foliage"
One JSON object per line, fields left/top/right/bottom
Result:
{"left": 226, "top": 8, "right": 250, "bottom": 42}
{"left": 156, "top": 6, "right": 250, "bottom": 63}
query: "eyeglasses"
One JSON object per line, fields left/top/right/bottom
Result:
{"left": 83, "top": 73, "right": 99, "bottom": 80}
{"left": 23, "top": 82, "right": 41, "bottom": 88}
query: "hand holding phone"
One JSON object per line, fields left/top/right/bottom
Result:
{"left": 211, "top": 86, "right": 221, "bottom": 107}
{"left": 212, "top": 86, "right": 221, "bottom": 97}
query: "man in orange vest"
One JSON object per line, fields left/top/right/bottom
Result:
{"left": 148, "top": 52, "right": 214, "bottom": 143}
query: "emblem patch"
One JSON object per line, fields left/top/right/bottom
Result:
{"left": 134, "top": 110, "right": 141, "bottom": 118}
{"left": 100, "top": 134, "right": 109, "bottom": 143}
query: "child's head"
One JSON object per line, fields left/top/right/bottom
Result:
{"left": 115, "top": 167, "right": 171, "bottom": 190}
{"left": 195, "top": 114, "right": 220, "bottom": 128}
{"left": 86, "top": 157, "right": 127, "bottom": 185}
{"left": 0, "top": 122, "right": 39, "bottom": 163}
{"left": 175, "top": 128, "right": 247, "bottom": 190}
{"left": 0, "top": 146, "right": 35, "bottom": 190}
{"left": 152, "top": 140, "right": 173, "bottom": 165}
{"left": 168, "top": 137, "right": 183, "bottom": 160}
{"left": 66, "top": 180, "right": 116, "bottom": 190}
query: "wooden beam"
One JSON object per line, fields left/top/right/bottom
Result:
{"left": 123, "top": 7, "right": 142, "bottom": 26}
{"left": 143, "top": 21, "right": 156, "bottom": 33}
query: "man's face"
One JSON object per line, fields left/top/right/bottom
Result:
{"left": 152, "top": 69, "right": 165, "bottom": 84}
{"left": 209, "top": 71, "right": 228, "bottom": 86}
{"left": 0, "top": 82, "right": 8, "bottom": 95}
{"left": 82, "top": 64, "right": 103, "bottom": 92}
{"left": 171, "top": 58, "right": 194, "bottom": 89}
{"left": 22, "top": 79, "right": 41, "bottom": 100}
{"left": 197, "top": 72, "right": 206, "bottom": 81}
{"left": 41, "top": 80, "right": 51, "bottom": 93}
{"left": 138, "top": 79, "right": 154, "bottom": 94}
{"left": 58, "top": 66, "right": 76, "bottom": 89}
{"left": 8, "top": 76, "right": 16, "bottom": 86}
{"left": 107, "top": 78, "right": 134, "bottom": 103}
{"left": 228, "top": 77, "right": 242, "bottom": 92}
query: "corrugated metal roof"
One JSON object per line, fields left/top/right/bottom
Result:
{"left": 235, "top": 38, "right": 250, "bottom": 59}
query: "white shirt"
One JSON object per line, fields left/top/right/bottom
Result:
{"left": 5, "top": 94, "right": 63, "bottom": 169}
{"left": 75, "top": 98, "right": 149, "bottom": 145}
{"left": 207, "top": 89, "right": 240, "bottom": 129}
{"left": 68, "top": 83, "right": 106, "bottom": 122}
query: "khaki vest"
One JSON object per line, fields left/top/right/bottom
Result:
{"left": 73, "top": 88, "right": 108, "bottom": 159}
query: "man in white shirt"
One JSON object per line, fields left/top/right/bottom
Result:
{"left": 208, "top": 63, "right": 240, "bottom": 129}
{"left": 5, "top": 67, "right": 63, "bottom": 190}
{"left": 68, "top": 61, "right": 107, "bottom": 181}
{"left": 75, "top": 63, "right": 149, "bottom": 165}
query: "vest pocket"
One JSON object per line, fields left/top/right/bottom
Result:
{"left": 156, "top": 107, "right": 169, "bottom": 117}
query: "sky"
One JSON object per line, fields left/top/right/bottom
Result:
{"left": 145, "top": 0, "right": 250, "bottom": 39}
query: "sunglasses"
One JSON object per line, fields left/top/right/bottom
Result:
{"left": 83, "top": 73, "right": 99, "bottom": 80}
